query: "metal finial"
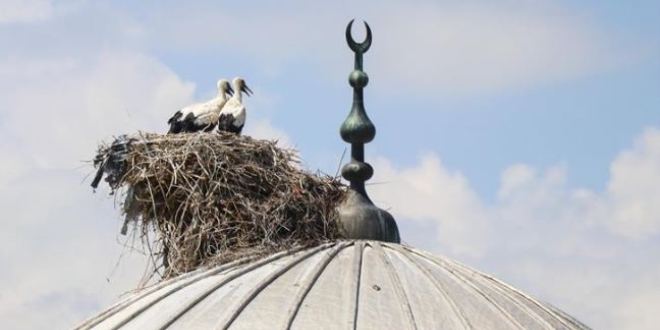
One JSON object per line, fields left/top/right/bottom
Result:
{"left": 337, "top": 20, "right": 400, "bottom": 243}
{"left": 346, "top": 19, "right": 372, "bottom": 70}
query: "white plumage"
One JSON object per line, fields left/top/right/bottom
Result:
{"left": 167, "top": 79, "right": 234, "bottom": 134}
{"left": 217, "top": 77, "right": 252, "bottom": 135}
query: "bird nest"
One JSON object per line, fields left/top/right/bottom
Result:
{"left": 91, "top": 132, "right": 346, "bottom": 280}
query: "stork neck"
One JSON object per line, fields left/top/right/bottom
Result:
{"left": 234, "top": 90, "right": 243, "bottom": 103}
{"left": 217, "top": 89, "right": 226, "bottom": 100}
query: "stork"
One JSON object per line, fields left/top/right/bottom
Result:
{"left": 167, "top": 79, "right": 234, "bottom": 134}
{"left": 217, "top": 77, "right": 252, "bottom": 135}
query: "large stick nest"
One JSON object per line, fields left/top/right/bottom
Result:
{"left": 91, "top": 132, "right": 346, "bottom": 280}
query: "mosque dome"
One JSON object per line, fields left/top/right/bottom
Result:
{"left": 75, "top": 241, "right": 590, "bottom": 330}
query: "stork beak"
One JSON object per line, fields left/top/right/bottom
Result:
{"left": 227, "top": 85, "right": 235, "bottom": 96}
{"left": 242, "top": 84, "right": 253, "bottom": 96}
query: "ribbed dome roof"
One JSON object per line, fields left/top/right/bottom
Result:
{"left": 75, "top": 241, "right": 590, "bottom": 330}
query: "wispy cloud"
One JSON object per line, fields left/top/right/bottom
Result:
{"left": 0, "top": 0, "right": 53, "bottom": 24}
{"left": 139, "top": 0, "right": 640, "bottom": 96}
{"left": 370, "top": 3, "right": 624, "bottom": 95}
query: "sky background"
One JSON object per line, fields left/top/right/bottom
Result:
{"left": 0, "top": 0, "right": 659, "bottom": 329}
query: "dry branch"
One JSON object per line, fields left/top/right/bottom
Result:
{"left": 92, "top": 132, "right": 346, "bottom": 279}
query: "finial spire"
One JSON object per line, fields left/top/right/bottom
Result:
{"left": 337, "top": 20, "right": 400, "bottom": 243}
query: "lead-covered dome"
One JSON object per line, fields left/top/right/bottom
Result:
{"left": 75, "top": 241, "right": 590, "bottom": 330}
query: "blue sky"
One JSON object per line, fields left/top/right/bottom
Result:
{"left": 0, "top": 1, "right": 658, "bottom": 329}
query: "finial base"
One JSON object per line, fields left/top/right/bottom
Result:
{"left": 337, "top": 189, "right": 400, "bottom": 243}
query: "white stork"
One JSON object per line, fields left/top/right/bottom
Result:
{"left": 217, "top": 77, "right": 252, "bottom": 135}
{"left": 167, "top": 79, "right": 234, "bottom": 134}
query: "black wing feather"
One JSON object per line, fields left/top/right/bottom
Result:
{"left": 167, "top": 111, "right": 184, "bottom": 134}
{"left": 217, "top": 114, "right": 243, "bottom": 135}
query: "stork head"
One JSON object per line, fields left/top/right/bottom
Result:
{"left": 217, "top": 79, "right": 234, "bottom": 96}
{"left": 232, "top": 77, "right": 253, "bottom": 97}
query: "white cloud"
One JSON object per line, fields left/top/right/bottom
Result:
{"left": 245, "top": 118, "right": 293, "bottom": 148}
{"left": 0, "top": 141, "right": 34, "bottom": 187}
{"left": 370, "top": 154, "right": 490, "bottom": 257}
{"left": 0, "top": 52, "right": 195, "bottom": 169}
{"left": 498, "top": 164, "right": 538, "bottom": 200}
{"left": 0, "top": 169, "right": 150, "bottom": 330}
{"left": 606, "top": 128, "right": 660, "bottom": 238}
{"left": 611, "top": 265, "right": 660, "bottom": 330}
{"left": 370, "top": 128, "right": 660, "bottom": 257}
{"left": 0, "top": 0, "right": 53, "bottom": 24}
{"left": 367, "top": 127, "right": 660, "bottom": 329}
{"left": 0, "top": 50, "right": 190, "bottom": 330}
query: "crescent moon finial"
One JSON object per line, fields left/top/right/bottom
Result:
{"left": 345, "top": 19, "right": 372, "bottom": 53}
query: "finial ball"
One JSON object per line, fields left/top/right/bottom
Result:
{"left": 349, "top": 70, "right": 369, "bottom": 88}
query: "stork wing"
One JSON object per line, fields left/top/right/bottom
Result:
{"left": 167, "top": 110, "right": 183, "bottom": 124}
